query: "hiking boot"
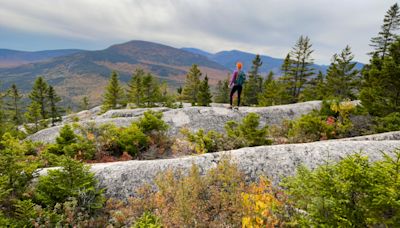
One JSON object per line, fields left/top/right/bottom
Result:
{"left": 228, "top": 105, "right": 233, "bottom": 109}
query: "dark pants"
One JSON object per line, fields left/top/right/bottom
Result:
{"left": 230, "top": 85, "right": 242, "bottom": 106}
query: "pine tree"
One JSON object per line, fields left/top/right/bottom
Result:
{"left": 7, "top": 84, "right": 23, "bottom": 125}
{"left": 102, "top": 71, "right": 124, "bottom": 112}
{"left": 81, "top": 96, "right": 89, "bottom": 110}
{"left": 182, "top": 64, "right": 202, "bottom": 105}
{"left": 361, "top": 38, "right": 400, "bottom": 116}
{"left": 127, "top": 68, "right": 145, "bottom": 107}
{"left": 142, "top": 73, "right": 161, "bottom": 107}
{"left": 370, "top": 3, "right": 400, "bottom": 59}
{"left": 159, "top": 82, "right": 175, "bottom": 107}
{"left": 198, "top": 75, "right": 213, "bottom": 106}
{"left": 29, "top": 76, "right": 49, "bottom": 119}
{"left": 48, "top": 86, "right": 63, "bottom": 126}
{"left": 324, "top": 46, "right": 360, "bottom": 100}
{"left": 0, "top": 86, "right": 7, "bottom": 136}
{"left": 301, "top": 71, "right": 326, "bottom": 101}
{"left": 258, "top": 71, "right": 288, "bottom": 106}
{"left": 282, "top": 36, "right": 315, "bottom": 102}
{"left": 243, "top": 54, "right": 263, "bottom": 105}
{"left": 24, "top": 102, "right": 42, "bottom": 133}
{"left": 214, "top": 76, "right": 230, "bottom": 103}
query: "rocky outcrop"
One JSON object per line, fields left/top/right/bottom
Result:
{"left": 27, "top": 101, "right": 323, "bottom": 143}
{"left": 38, "top": 140, "right": 400, "bottom": 199}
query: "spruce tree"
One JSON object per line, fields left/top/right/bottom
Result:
{"left": 361, "top": 38, "right": 400, "bottom": 116}
{"left": 243, "top": 54, "right": 263, "bottom": 105}
{"left": 81, "top": 96, "right": 89, "bottom": 110}
{"left": 301, "top": 71, "right": 326, "bottom": 101}
{"left": 214, "top": 77, "right": 230, "bottom": 103}
{"left": 0, "top": 86, "right": 6, "bottom": 135}
{"left": 142, "top": 73, "right": 161, "bottom": 107}
{"left": 24, "top": 102, "right": 42, "bottom": 133}
{"left": 325, "top": 46, "right": 360, "bottom": 100}
{"left": 282, "top": 36, "right": 315, "bottom": 102}
{"left": 258, "top": 71, "right": 288, "bottom": 106}
{"left": 127, "top": 68, "right": 145, "bottom": 107}
{"left": 102, "top": 71, "right": 124, "bottom": 112}
{"left": 29, "top": 76, "right": 49, "bottom": 119}
{"left": 47, "top": 86, "right": 63, "bottom": 126}
{"left": 370, "top": 3, "right": 400, "bottom": 59}
{"left": 182, "top": 64, "right": 202, "bottom": 105}
{"left": 197, "top": 75, "right": 213, "bottom": 106}
{"left": 7, "top": 84, "right": 23, "bottom": 125}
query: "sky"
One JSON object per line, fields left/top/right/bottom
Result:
{"left": 0, "top": 0, "right": 396, "bottom": 64}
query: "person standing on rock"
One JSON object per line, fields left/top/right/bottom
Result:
{"left": 229, "top": 62, "right": 246, "bottom": 109}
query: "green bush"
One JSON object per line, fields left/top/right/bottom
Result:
{"left": 0, "top": 133, "right": 41, "bottom": 208}
{"left": 47, "top": 125, "right": 96, "bottom": 160}
{"left": 117, "top": 123, "right": 148, "bottom": 156}
{"left": 375, "top": 112, "right": 400, "bottom": 133}
{"left": 181, "top": 128, "right": 226, "bottom": 153}
{"left": 283, "top": 151, "right": 400, "bottom": 227}
{"left": 133, "top": 211, "right": 162, "bottom": 228}
{"left": 225, "top": 113, "right": 271, "bottom": 147}
{"left": 137, "top": 111, "right": 168, "bottom": 134}
{"left": 288, "top": 112, "right": 334, "bottom": 142}
{"left": 35, "top": 157, "right": 105, "bottom": 212}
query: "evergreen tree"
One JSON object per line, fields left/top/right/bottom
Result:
{"left": 282, "top": 36, "right": 315, "bottom": 102}
{"left": 80, "top": 96, "right": 89, "bottom": 110}
{"left": 0, "top": 86, "right": 7, "bottom": 136}
{"left": 360, "top": 38, "right": 400, "bottom": 116}
{"left": 197, "top": 75, "right": 213, "bottom": 106}
{"left": 24, "top": 102, "right": 42, "bottom": 133}
{"left": 159, "top": 82, "right": 175, "bottom": 107}
{"left": 324, "top": 46, "right": 360, "bottom": 100}
{"left": 214, "top": 77, "right": 230, "bottom": 103}
{"left": 6, "top": 84, "right": 23, "bottom": 125}
{"left": 142, "top": 73, "right": 161, "bottom": 107}
{"left": 301, "top": 71, "right": 326, "bottom": 101}
{"left": 47, "top": 86, "right": 63, "bottom": 126}
{"left": 127, "top": 68, "right": 145, "bottom": 107}
{"left": 258, "top": 72, "right": 289, "bottom": 106}
{"left": 370, "top": 3, "right": 400, "bottom": 59}
{"left": 102, "top": 71, "right": 124, "bottom": 112}
{"left": 29, "top": 76, "right": 49, "bottom": 119}
{"left": 182, "top": 64, "right": 202, "bottom": 105}
{"left": 243, "top": 54, "right": 263, "bottom": 105}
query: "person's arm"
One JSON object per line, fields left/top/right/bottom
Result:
{"left": 229, "top": 70, "right": 238, "bottom": 87}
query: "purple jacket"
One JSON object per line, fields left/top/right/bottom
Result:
{"left": 229, "top": 70, "right": 239, "bottom": 87}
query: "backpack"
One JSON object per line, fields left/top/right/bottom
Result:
{"left": 235, "top": 70, "right": 246, "bottom": 86}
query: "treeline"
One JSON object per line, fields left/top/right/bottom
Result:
{"left": 0, "top": 77, "right": 65, "bottom": 137}
{"left": 101, "top": 65, "right": 213, "bottom": 112}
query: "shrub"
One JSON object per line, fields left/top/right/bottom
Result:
{"left": 225, "top": 113, "right": 271, "bottom": 147}
{"left": 288, "top": 112, "right": 334, "bottom": 142}
{"left": 242, "top": 177, "right": 287, "bottom": 227}
{"left": 133, "top": 211, "right": 162, "bottom": 228}
{"left": 35, "top": 157, "right": 105, "bottom": 212}
{"left": 375, "top": 112, "right": 400, "bottom": 133}
{"left": 117, "top": 123, "right": 148, "bottom": 156}
{"left": 0, "top": 133, "right": 41, "bottom": 212}
{"left": 107, "top": 158, "right": 288, "bottom": 227}
{"left": 137, "top": 111, "right": 168, "bottom": 134}
{"left": 282, "top": 150, "right": 400, "bottom": 227}
{"left": 48, "top": 124, "right": 96, "bottom": 159}
{"left": 153, "top": 158, "right": 245, "bottom": 227}
{"left": 181, "top": 128, "right": 226, "bottom": 153}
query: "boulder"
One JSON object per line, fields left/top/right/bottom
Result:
{"left": 27, "top": 101, "right": 323, "bottom": 144}
{"left": 38, "top": 140, "right": 400, "bottom": 199}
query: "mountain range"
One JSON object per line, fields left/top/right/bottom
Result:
{"left": 0, "top": 40, "right": 364, "bottom": 107}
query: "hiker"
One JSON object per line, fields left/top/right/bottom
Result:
{"left": 229, "top": 62, "right": 246, "bottom": 109}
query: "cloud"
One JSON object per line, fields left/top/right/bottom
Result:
{"left": 0, "top": 0, "right": 395, "bottom": 63}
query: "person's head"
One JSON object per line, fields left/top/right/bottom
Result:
{"left": 236, "top": 62, "right": 242, "bottom": 70}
